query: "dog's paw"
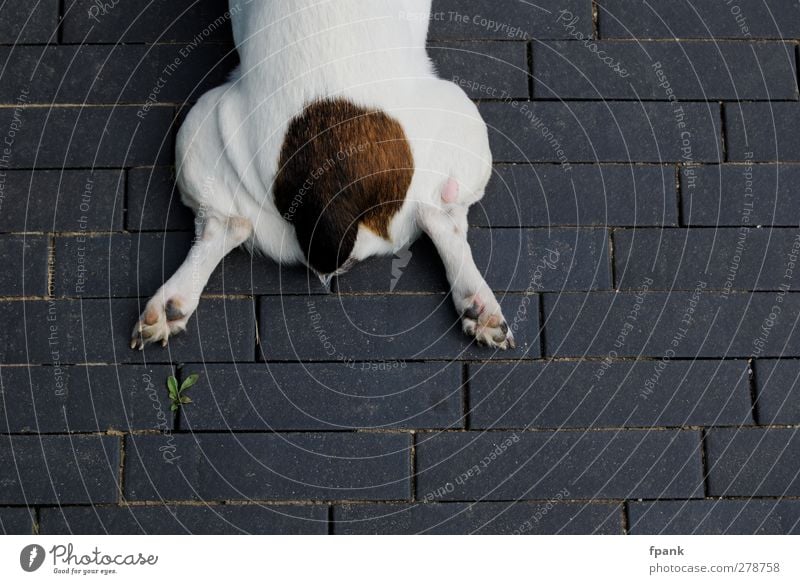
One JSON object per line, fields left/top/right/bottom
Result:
{"left": 460, "top": 293, "right": 515, "bottom": 350}
{"left": 130, "top": 296, "right": 191, "bottom": 350}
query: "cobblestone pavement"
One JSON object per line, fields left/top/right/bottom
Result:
{"left": 1, "top": 0, "right": 799, "bottom": 534}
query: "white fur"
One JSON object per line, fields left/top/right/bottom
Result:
{"left": 131, "top": 0, "right": 514, "bottom": 350}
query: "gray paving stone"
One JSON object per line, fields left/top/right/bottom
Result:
{"left": 54, "top": 232, "right": 189, "bottom": 298}
{"left": 0, "top": 435, "right": 120, "bottom": 504}
{"left": 471, "top": 164, "right": 678, "bottom": 227}
{"left": 0, "top": 45, "right": 236, "bottom": 105}
{"left": 0, "top": 298, "right": 256, "bottom": 364}
{"left": 336, "top": 229, "right": 610, "bottom": 293}
{"left": 205, "top": 250, "right": 329, "bottom": 296}
{"left": 334, "top": 236, "right": 449, "bottom": 294}
{"left": 55, "top": 232, "right": 327, "bottom": 297}
{"left": 39, "top": 504, "right": 327, "bottom": 535}
{"left": 0, "top": 365, "right": 175, "bottom": 433}
{"left": 468, "top": 360, "right": 752, "bottom": 429}
{"left": 0, "top": 106, "right": 174, "bottom": 168}
{"left": 473, "top": 229, "right": 611, "bottom": 292}
{"left": 614, "top": 228, "right": 800, "bottom": 291}
{"left": 124, "top": 433, "right": 411, "bottom": 501}
{"left": 598, "top": 0, "right": 800, "bottom": 39}
{"left": 428, "top": 41, "right": 529, "bottom": 99}
{"left": 0, "top": 508, "right": 35, "bottom": 535}
{"left": 726, "top": 103, "right": 800, "bottom": 162}
{"left": 180, "top": 363, "right": 464, "bottom": 431}
{"left": 259, "top": 294, "right": 541, "bottom": 361}
{"left": 429, "top": 0, "right": 593, "bottom": 40}
{"left": 755, "top": 360, "right": 800, "bottom": 424}
{"left": 629, "top": 499, "right": 800, "bottom": 535}
{"left": 333, "top": 502, "right": 622, "bottom": 534}
{"left": 535, "top": 41, "right": 797, "bottom": 100}
{"left": 481, "top": 102, "right": 722, "bottom": 162}
{"left": 62, "top": 0, "right": 234, "bottom": 43}
{"left": 682, "top": 164, "right": 800, "bottom": 227}
{"left": 543, "top": 292, "right": 800, "bottom": 358}
{"left": 0, "top": 0, "right": 59, "bottom": 43}
{"left": 126, "top": 167, "right": 194, "bottom": 231}
{"left": 0, "top": 170, "right": 123, "bottom": 233}
{"left": 707, "top": 428, "right": 800, "bottom": 497}
{"left": 416, "top": 430, "right": 704, "bottom": 500}
{"left": 0, "top": 235, "right": 49, "bottom": 296}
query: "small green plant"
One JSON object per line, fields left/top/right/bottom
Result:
{"left": 167, "top": 373, "right": 200, "bottom": 412}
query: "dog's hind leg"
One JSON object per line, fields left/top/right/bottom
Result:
{"left": 130, "top": 215, "right": 253, "bottom": 350}
{"left": 417, "top": 191, "right": 515, "bottom": 350}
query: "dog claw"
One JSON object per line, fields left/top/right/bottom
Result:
{"left": 130, "top": 294, "right": 191, "bottom": 350}
{"left": 460, "top": 294, "right": 515, "bottom": 351}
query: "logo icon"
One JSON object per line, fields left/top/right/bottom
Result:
{"left": 390, "top": 244, "right": 413, "bottom": 292}
{"left": 20, "top": 544, "right": 45, "bottom": 572}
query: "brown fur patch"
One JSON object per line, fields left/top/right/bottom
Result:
{"left": 274, "top": 98, "right": 414, "bottom": 275}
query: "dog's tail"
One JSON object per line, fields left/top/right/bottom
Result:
{"left": 291, "top": 191, "right": 361, "bottom": 276}
{"left": 274, "top": 98, "right": 414, "bottom": 276}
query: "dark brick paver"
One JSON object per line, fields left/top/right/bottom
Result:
{"left": 333, "top": 502, "right": 622, "bottom": 534}
{"left": 39, "top": 505, "right": 328, "bottom": 535}
{"left": 1, "top": 0, "right": 798, "bottom": 535}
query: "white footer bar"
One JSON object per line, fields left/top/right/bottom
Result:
{"left": 1, "top": 535, "right": 796, "bottom": 582}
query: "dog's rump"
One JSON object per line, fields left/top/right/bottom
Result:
{"left": 273, "top": 98, "right": 414, "bottom": 275}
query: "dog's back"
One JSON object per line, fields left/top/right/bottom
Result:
{"left": 230, "top": 0, "right": 433, "bottom": 98}
{"left": 136, "top": 0, "right": 511, "bottom": 350}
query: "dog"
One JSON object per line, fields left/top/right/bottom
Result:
{"left": 130, "top": 0, "right": 515, "bottom": 351}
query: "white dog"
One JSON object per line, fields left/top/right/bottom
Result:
{"left": 131, "top": 0, "right": 514, "bottom": 350}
